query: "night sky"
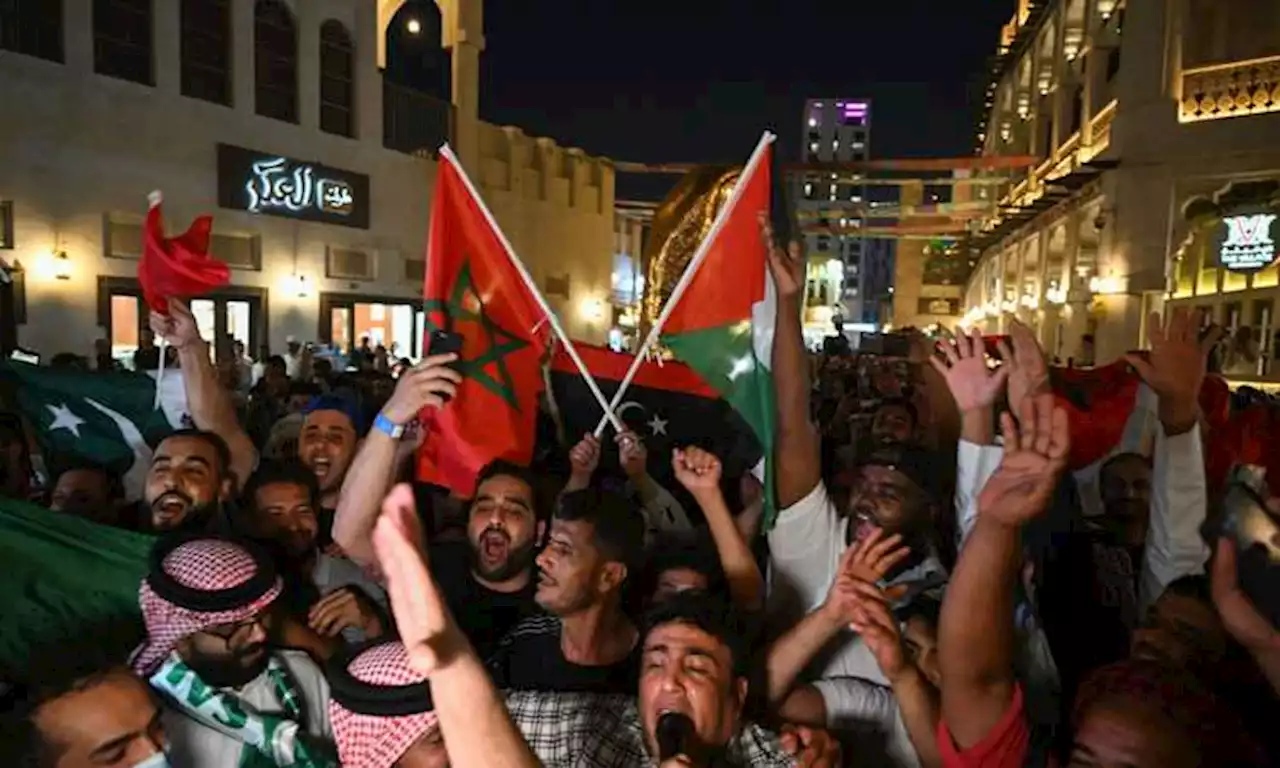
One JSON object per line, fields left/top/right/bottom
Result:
{"left": 478, "top": 1, "right": 1013, "bottom": 169}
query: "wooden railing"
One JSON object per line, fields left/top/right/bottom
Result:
{"left": 1180, "top": 54, "right": 1280, "bottom": 122}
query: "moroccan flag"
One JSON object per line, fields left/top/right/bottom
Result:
{"left": 0, "top": 361, "right": 189, "bottom": 501}
{"left": 0, "top": 497, "right": 152, "bottom": 678}
{"left": 655, "top": 134, "right": 778, "bottom": 527}
{"left": 549, "top": 344, "right": 763, "bottom": 490}
{"left": 416, "top": 150, "right": 550, "bottom": 496}
{"left": 139, "top": 193, "right": 230, "bottom": 314}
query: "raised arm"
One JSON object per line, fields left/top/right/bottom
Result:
{"left": 372, "top": 483, "right": 537, "bottom": 768}
{"left": 939, "top": 393, "right": 1067, "bottom": 751}
{"left": 763, "top": 213, "right": 820, "bottom": 509}
{"left": 151, "top": 298, "right": 257, "bottom": 489}
{"left": 620, "top": 431, "right": 693, "bottom": 534}
{"left": 1124, "top": 309, "right": 1220, "bottom": 607}
{"left": 672, "top": 446, "right": 763, "bottom": 610}
{"left": 332, "top": 355, "right": 459, "bottom": 566}
{"left": 766, "top": 529, "right": 910, "bottom": 702}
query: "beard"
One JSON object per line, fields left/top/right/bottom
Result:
{"left": 149, "top": 490, "right": 219, "bottom": 534}
{"left": 185, "top": 644, "right": 270, "bottom": 688}
{"left": 468, "top": 528, "right": 537, "bottom": 583}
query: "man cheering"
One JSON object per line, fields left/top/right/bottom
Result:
{"left": 333, "top": 353, "right": 548, "bottom": 657}
{"left": 130, "top": 534, "right": 337, "bottom": 766}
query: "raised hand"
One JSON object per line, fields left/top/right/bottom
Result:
{"left": 848, "top": 586, "right": 909, "bottom": 682}
{"left": 150, "top": 297, "right": 202, "bottom": 350}
{"left": 306, "top": 586, "right": 384, "bottom": 639}
{"left": 381, "top": 354, "right": 462, "bottom": 424}
{"left": 977, "top": 392, "right": 1069, "bottom": 529}
{"left": 1124, "top": 308, "right": 1223, "bottom": 432}
{"left": 371, "top": 483, "right": 459, "bottom": 674}
{"left": 930, "top": 327, "right": 1008, "bottom": 413}
{"left": 779, "top": 724, "right": 842, "bottom": 768}
{"left": 569, "top": 433, "right": 602, "bottom": 479}
{"left": 760, "top": 212, "right": 805, "bottom": 299}
{"left": 839, "top": 526, "right": 912, "bottom": 585}
{"left": 616, "top": 430, "right": 648, "bottom": 479}
{"left": 996, "top": 320, "right": 1049, "bottom": 414}
{"left": 672, "top": 446, "right": 723, "bottom": 495}
{"left": 1211, "top": 537, "right": 1280, "bottom": 654}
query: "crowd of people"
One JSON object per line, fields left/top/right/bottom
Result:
{"left": 2, "top": 219, "right": 1279, "bottom": 768}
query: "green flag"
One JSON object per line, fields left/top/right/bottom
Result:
{"left": 0, "top": 497, "right": 153, "bottom": 678}
{"left": 0, "top": 361, "right": 189, "bottom": 501}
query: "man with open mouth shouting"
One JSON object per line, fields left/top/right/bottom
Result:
{"left": 331, "top": 352, "right": 547, "bottom": 659}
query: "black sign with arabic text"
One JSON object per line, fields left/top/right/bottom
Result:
{"left": 216, "top": 143, "right": 370, "bottom": 229}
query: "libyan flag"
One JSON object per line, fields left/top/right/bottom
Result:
{"left": 0, "top": 497, "right": 152, "bottom": 679}
{"left": 416, "top": 147, "right": 551, "bottom": 497}
{"left": 655, "top": 135, "right": 779, "bottom": 527}
{"left": 549, "top": 344, "right": 763, "bottom": 490}
{"left": 0, "top": 361, "right": 190, "bottom": 501}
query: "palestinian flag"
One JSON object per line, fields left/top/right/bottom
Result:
{"left": 416, "top": 147, "right": 550, "bottom": 496}
{"left": 654, "top": 134, "right": 779, "bottom": 527}
{"left": 0, "top": 361, "right": 189, "bottom": 501}
{"left": 0, "top": 496, "right": 152, "bottom": 678}
{"left": 549, "top": 344, "right": 762, "bottom": 489}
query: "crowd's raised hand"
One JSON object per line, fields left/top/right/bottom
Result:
{"left": 977, "top": 392, "right": 1070, "bottom": 528}
{"left": 930, "top": 327, "right": 1008, "bottom": 413}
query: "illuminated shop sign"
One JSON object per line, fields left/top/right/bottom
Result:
{"left": 217, "top": 144, "right": 370, "bottom": 229}
{"left": 1216, "top": 212, "right": 1279, "bottom": 272}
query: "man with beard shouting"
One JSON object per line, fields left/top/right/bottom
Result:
{"left": 331, "top": 353, "right": 545, "bottom": 658}
{"left": 141, "top": 429, "right": 236, "bottom": 534}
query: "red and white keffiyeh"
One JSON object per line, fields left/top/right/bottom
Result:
{"left": 131, "top": 538, "right": 282, "bottom": 675}
{"left": 330, "top": 642, "right": 440, "bottom": 768}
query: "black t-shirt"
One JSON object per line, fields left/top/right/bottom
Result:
{"left": 429, "top": 541, "right": 538, "bottom": 660}
{"left": 488, "top": 613, "right": 640, "bottom": 695}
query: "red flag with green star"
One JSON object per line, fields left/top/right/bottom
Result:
{"left": 416, "top": 150, "right": 550, "bottom": 496}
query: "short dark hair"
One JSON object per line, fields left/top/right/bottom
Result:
{"left": 556, "top": 488, "right": 646, "bottom": 574}
{"left": 51, "top": 461, "right": 121, "bottom": 501}
{"left": 474, "top": 460, "right": 543, "bottom": 519}
{"left": 644, "top": 533, "right": 727, "bottom": 595}
{"left": 288, "top": 381, "right": 322, "bottom": 399}
{"left": 267, "top": 355, "right": 287, "bottom": 371}
{"left": 154, "top": 428, "right": 232, "bottom": 478}
{"left": 642, "top": 592, "right": 751, "bottom": 678}
{"left": 2, "top": 620, "right": 144, "bottom": 767}
{"left": 1099, "top": 451, "right": 1152, "bottom": 484}
{"left": 874, "top": 397, "right": 918, "bottom": 427}
{"left": 240, "top": 459, "right": 320, "bottom": 516}
{"left": 897, "top": 594, "right": 942, "bottom": 627}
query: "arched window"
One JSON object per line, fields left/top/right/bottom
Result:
{"left": 319, "top": 20, "right": 355, "bottom": 137}
{"left": 93, "top": 0, "right": 153, "bottom": 85}
{"left": 0, "top": 0, "right": 64, "bottom": 62}
{"left": 180, "top": 0, "right": 230, "bottom": 105}
{"left": 254, "top": 0, "right": 297, "bottom": 123}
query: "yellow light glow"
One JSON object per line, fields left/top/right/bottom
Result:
{"left": 579, "top": 297, "right": 605, "bottom": 323}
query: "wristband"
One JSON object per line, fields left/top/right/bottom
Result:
{"left": 373, "top": 412, "right": 405, "bottom": 439}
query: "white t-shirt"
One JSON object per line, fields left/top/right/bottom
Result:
{"left": 163, "top": 650, "right": 333, "bottom": 768}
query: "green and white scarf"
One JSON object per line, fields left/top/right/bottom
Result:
{"left": 150, "top": 653, "right": 338, "bottom": 768}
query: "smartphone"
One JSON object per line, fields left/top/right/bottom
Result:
{"left": 1220, "top": 465, "right": 1280, "bottom": 629}
{"left": 426, "top": 329, "right": 464, "bottom": 403}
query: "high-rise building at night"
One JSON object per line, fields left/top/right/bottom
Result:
{"left": 797, "top": 99, "right": 887, "bottom": 340}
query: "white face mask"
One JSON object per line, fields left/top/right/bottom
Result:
{"left": 131, "top": 751, "right": 170, "bottom": 768}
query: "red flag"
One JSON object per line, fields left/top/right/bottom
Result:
{"left": 139, "top": 198, "right": 229, "bottom": 314}
{"left": 416, "top": 151, "right": 550, "bottom": 496}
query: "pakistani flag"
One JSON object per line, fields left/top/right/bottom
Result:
{"left": 0, "top": 496, "right": 152, "bottom": 678}
{"left": 657, "top": 134, "right": 779, "bottom": 527}
{"left": 0, "top": 361, "right": 189, "bottom": 501}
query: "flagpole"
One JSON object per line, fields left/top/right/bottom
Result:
{"left": 436, "top": 144, "right": 625, "bottom": 433}
{"left": 592, "top": 131, "right": 776, "bottom": 437}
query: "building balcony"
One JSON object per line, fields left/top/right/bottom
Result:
{"left": 383, "top": 79, "right": 455, "bottom": 156}
{"left": 1180, "top": 55, "right": 1280, "bottom": 123}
